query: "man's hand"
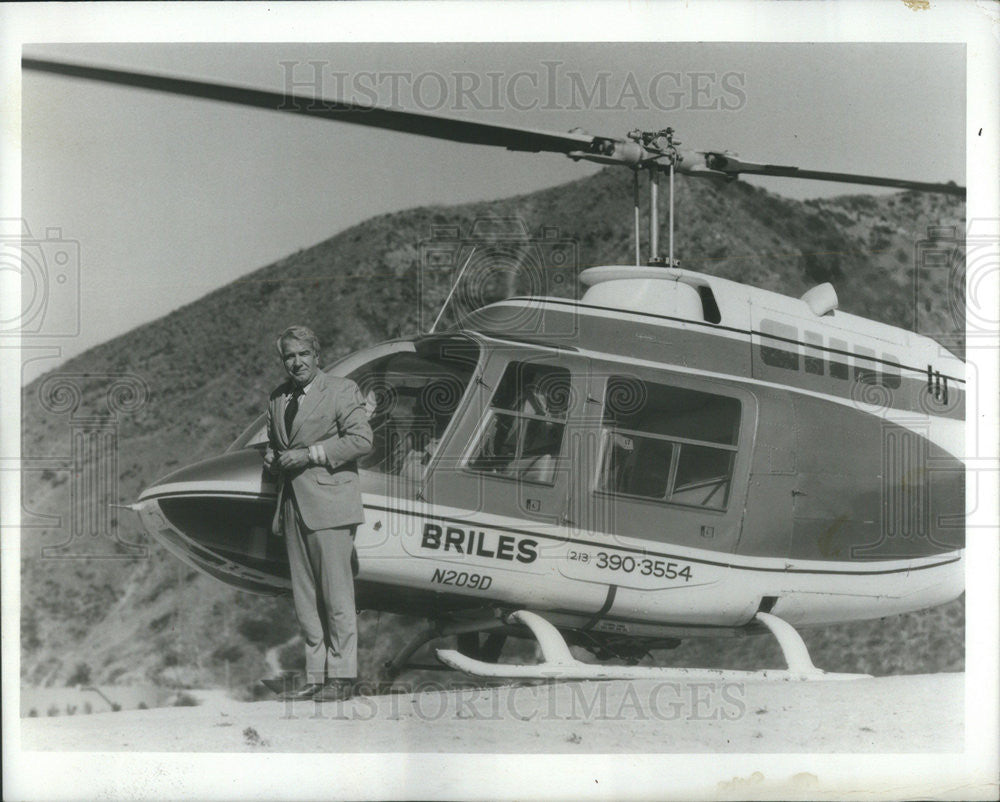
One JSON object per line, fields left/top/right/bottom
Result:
{"left": 277, "top": 448, "right": 311, "bottom": 471}
{"left": 263, "top": 449, "right": 279, "bottom": 475}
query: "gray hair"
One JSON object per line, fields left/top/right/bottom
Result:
{"left": 275, "top": 325, "right": 320, "bottom": 358}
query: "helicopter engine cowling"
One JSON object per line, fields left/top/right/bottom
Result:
{"left": 580, "top": 267, "right": 706, "bottom": 321}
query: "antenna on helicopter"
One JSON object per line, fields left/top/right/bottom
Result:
{"left": 429, "top": 247, "right": 477, "bottom": 334}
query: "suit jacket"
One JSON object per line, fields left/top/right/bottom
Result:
{"left": 266, "top": 371, "right": 373, "bottom": 534}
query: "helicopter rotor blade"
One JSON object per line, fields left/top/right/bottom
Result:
{"left": 22, "top": 57, "right": 600, "bottom": 155}
{"left": 23, "top": 57, "right": 965, "bottom": 197}
{"left": 696, "top": 152, "right": 965, "bottom": 198}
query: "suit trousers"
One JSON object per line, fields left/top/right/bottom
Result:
{"left": 282, "top": 488, "right": 358, "bottom": 683}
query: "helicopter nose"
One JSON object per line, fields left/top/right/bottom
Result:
{"left": 132, "top": 448, "right": 286, "bottom": 595}
{"left": 138, "top": 447, "right": 274, "bottom": 502}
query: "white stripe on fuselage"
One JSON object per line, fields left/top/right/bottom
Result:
{"left": 138, "top": 484, "right": 960, "bottom": 575}
{"left": 487, "top": 298, "right": 965, "bottom": 382}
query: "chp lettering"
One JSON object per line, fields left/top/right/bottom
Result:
{"left": 422, "top": 523, "right": 538, "bottom": 564}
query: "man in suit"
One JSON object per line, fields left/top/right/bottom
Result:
{"left": 262, "top": 325, "right": 373, "bottom": 702}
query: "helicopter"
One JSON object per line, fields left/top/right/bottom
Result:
{"left": 22, "top": 57, "right": 966, "bottom": 683}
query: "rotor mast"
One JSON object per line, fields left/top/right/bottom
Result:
{"left": 625, "top": 128, "right": 682, "bottom": 268}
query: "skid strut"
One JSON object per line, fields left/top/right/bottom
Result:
{"left": 436, "top": 610, "right": 871, "bottom": 682}
{"left": 382, "top": 612, "right": 508, "bottom": 681}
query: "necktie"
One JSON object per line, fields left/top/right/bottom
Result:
{"left": 284, "top": 387, "right": 302, "bottom": 437}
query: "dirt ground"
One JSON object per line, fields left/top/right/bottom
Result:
{"left": 19, "top": 673, "right": 963, "bottom": 753}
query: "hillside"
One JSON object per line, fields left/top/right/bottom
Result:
{"left": 19, "top": 168, "right": 966, "bottom": 695}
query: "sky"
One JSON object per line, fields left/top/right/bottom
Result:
{"left": 18, "top": 41, "right": 967, "bottom": 384}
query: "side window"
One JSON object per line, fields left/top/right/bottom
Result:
{"left": 466, "top": 362, "right": 570, "bottom": 485}
{"left": 597, "top": 377, "right": 740, "bottom": 510}
{"left": 759, "top": 319, "right": 799, "bottom": 370}
{"left": 349, "top": 343, "right": 478, "bottom": 478}
{"left": 854, "top": 346, "right": 877, "bottom": 384}
{"left": 881, "top": 355, "right": 902, "bottom": 389}
{"left": 828, "top": 338, "right": 850, "bottom": 380}
{"left": 803, "top": 330, "right": 825, "bottom": 376}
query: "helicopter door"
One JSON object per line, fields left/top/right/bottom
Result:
{"left": 572, "top": 367, "right": 753, "bottom": 555}
{"left": 422, "top": 352, "right": 584, "bottom": 535}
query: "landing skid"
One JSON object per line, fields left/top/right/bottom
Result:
{"left": 436, "top": 610, "right": 871, "bottom": 682}
{"left": 381, "top": 610, "right": 508, "bottom": 682}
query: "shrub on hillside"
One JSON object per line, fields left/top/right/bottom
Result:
{"left": 173, "top": 692, "right": 200, "bottom": 707}
{"left": 211, "top": 643, "right": 244, "bottom": 663}
{"left": 236, "top": 601, "right": 298, "bottom": 645}
{"left": 66, "top": 662, "right": 92, "bottom": 686}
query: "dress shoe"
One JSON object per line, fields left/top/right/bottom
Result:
{"left": 280, "top": 682, "right": 326, "bottom": 701}
{"left": 311, "top": 679, "right": 355, "bottom": 703}
{"left": 260, "top": 676, "right": 298, "bottom": 697}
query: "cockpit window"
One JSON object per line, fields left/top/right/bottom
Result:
{"left": 349, "top": 339, "right": 479, "bottom": 478}
{"left": 227, "top": 338, "right": 480, "bottom": 463}
{"left": 466, "top": 362, "right": 571, "bottom": 485}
